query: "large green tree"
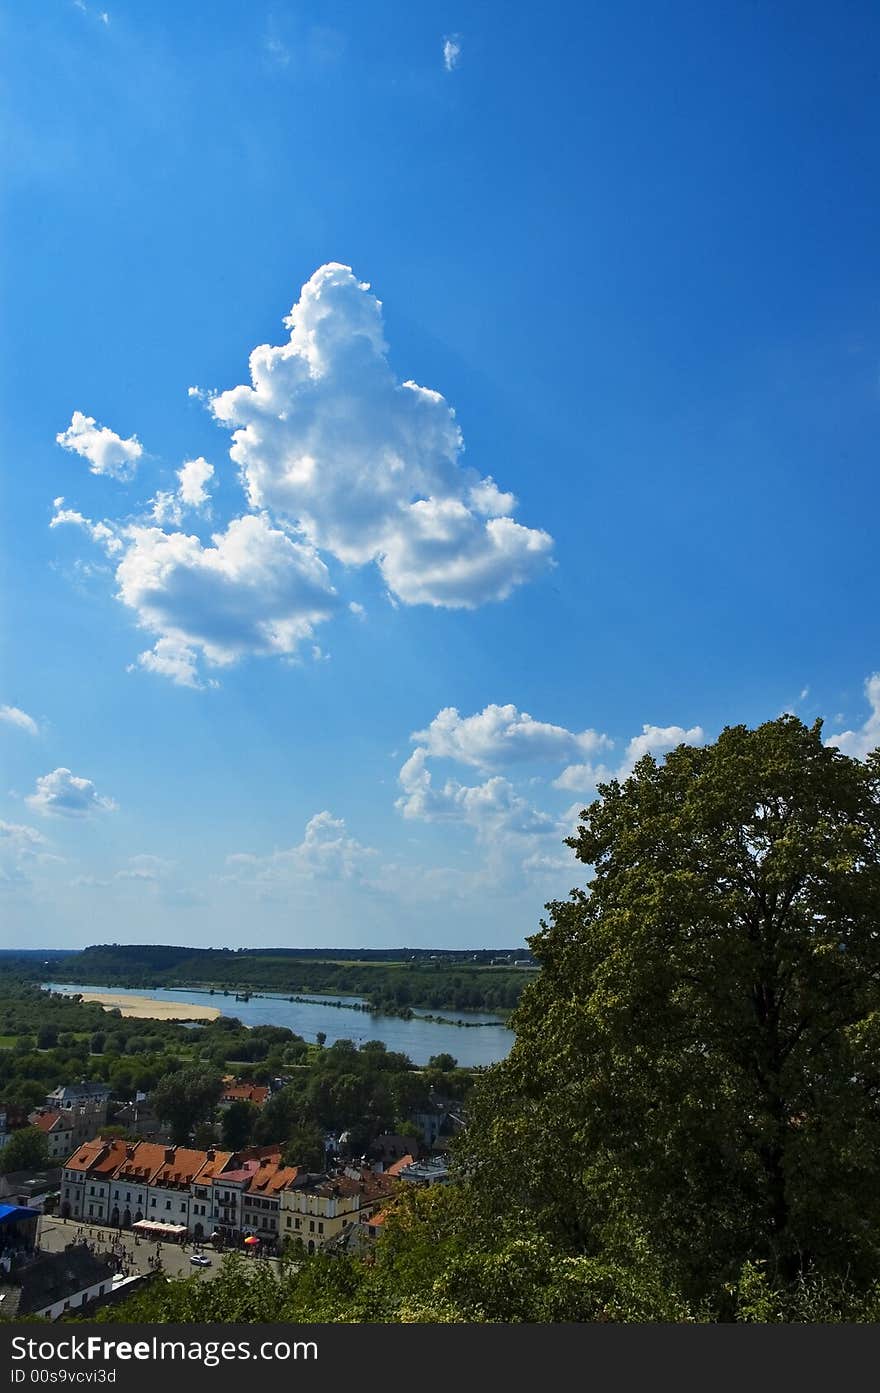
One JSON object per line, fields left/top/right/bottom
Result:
{"left": 460, "top": 716, "right": 880, "bottom": 1302}
{"left": 150, "top": 1068, "right": 223, "bottom": 1145}
{"left": 0, "top": 1126, "right": 49, "bottom": 1175}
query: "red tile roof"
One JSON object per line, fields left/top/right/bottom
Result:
{"left": 386, "top": 1154, "right": 414, "bottom": 1176}
{"left": 221, "top": 1083, "right": 270, "bottom": 1107}
{"left": 31, "top": 1112, "right": 66, "bottom": 1135}
{"left": 245, "top": 1157, "right": 299, "bottom": 1197}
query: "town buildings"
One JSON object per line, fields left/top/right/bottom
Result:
{"left": 59, "top": 1136, "right": 401, "bottom": 1250}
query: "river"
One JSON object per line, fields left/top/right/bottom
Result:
{"left": 43, "top": 982, "right": 513, "bottom": 1068}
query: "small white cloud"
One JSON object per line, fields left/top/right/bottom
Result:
{"left": 396, "top": 747, "right": 555, "bottom": 840}
{"left": 348, "top": 601, "right": 366, "bottom": 618}
{"left": 151, "top": 457, "right": 214, "bottom": 525}
{"left": 0, "top": 820, "right": 49, "bottom": 892}
{"left": 411, "top": 703, "right": 610, "bottom": 771}
{"left": 115, "top": 854, "right": 173, "bottom": 883}
{"left": 227, "top": 810, "right": 376, "bottom": 887}
{"left": 56, "top": 411, "right": 142, "bottom": 481}
{"left": 51, "top": 499, "right": 124, "bottom": 554}
{"left": 621, "top": 723, "right": 705, "bottom": 773}
{"left": 827, "top": 673, "right": 880, "bottom": 759}
{"left": 26, "top": 767, "right": 117, "bottom": 819}
{"left": 443, "top": 34, "right": 462, "bottom": 70}
{"left": 132, "top": 638, "right": 210, "bottom": 690}
{"left": 0, "top": 820, "right": 46, "bottom": 852}
{"left": 178, "top": 457, "right": 214, "bottom": 508}
{"left": 0, "top": 705, "right": 39, "bottom": 736}
{"left": 554, "top": 722, "right": 706, "bottom": 793}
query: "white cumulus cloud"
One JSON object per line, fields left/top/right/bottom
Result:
{"left": 56, "top": 411, "right": 142, "bottom": 481}
{"left": 396, "top": 747, "right": 555, "bottom": 839}
{"left": 228, "top": 810, "right": 377, "bottom": 885}
{"left": 0, "top": 705, "right": 39, "bottom": 736}
{"left": 116, "top": 513, "right": 338, "bottom": 686}
{"left": 209, "top": 263, "right": 552, "bottom": 608}
{"left": 152, "top": 457, "right": 215, "bottom": 525}
{"left": 827, "top": 674, "right": 880, "bottom": 759}
{"left": 26, "top": 768, "right": 117, "bottom": 819}
{"left": 411, "top": 703, "right": 610, "bottom": 770}
{"left": 554, "top": 722, "right": 706, "bottom": 793}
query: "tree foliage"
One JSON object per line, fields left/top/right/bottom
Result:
{"left": 0, "top": 1126, "right": 49, "bottom": 1175}
{"left": 149, "top": 1068, "right": 223, "bottom": 1145}
{"left": 459, "top": 717, "right": 880, "bottom": 1303}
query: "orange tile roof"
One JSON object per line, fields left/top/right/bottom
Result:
{"left": 151, "top": 1147, "right": 213, "bottom": 1189}
{"left": 221, "top": 1084, "right": 269, "bottom": 1107}
{"left": 64, "top": 1138, "right": 129, "bottom": 1176}
{"left": 111, "top": 1142, "right": 170, "bottom": 1185}
{"left": 386, "top": 1154, "right": 414, "bottom": 1176}
{"left": 89, "top": 1139, "right": 131, "bottom": 1176}
{"left": 245, "top": 1158, "right": 299, "bottom": 1197}
{"left": 32, "top": 1111, "right": 65, "bottom": 1134}
{"left": 65, "top": 1140, "right": 107, "bottom": 1172}
{"left": 195, "top": 1150, "right": 234, "bottom": 1182}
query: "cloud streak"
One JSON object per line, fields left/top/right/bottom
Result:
{"left": 0, "top": 705, "right": 39, "bottom": 736}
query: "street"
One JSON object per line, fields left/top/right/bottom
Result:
{"left": 35, "top": 1215, "right": 283, "bottom": 1284}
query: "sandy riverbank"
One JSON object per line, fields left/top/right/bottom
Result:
{"left": 76, "top": 991, "right": 221, "bottom": 1022}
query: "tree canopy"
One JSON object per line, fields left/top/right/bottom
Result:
{"left": 0, "top": 1126, "right": 49, "bottom": 1176}
{"left": 150, "top": 1068, "right": 224, "bottom": 1145}
{"left": 460, "top": 716, "right": 880, "bottom": 1303}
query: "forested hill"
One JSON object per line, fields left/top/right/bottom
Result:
{"left": 32, "top": 944, "right": 537, "bottom": 1014}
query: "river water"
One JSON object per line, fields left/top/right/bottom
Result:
{"left": 43, "top": 982, "right": 513, "bottom": 1068}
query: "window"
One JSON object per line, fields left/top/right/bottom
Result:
{"left": 126, "top": 1192, "right": 131, "bottom": 1203}
{"left": 309, "top": 1220, "right": 315, "bottom": 1232}
{"left": 180, "top": 1203, "right": 186, "bottom": 1212}
{"left": 150, "top": 1198, "right": 156, "bottom": 1207}
{"left": 165, "top": 1200, "right": 172, "bottom": 1210}
{"left": 318, "top": 1222, "right": 323, "bottom": 1234}
{"left": 286, "top": 1217, "right": 291, "bottom": 1228}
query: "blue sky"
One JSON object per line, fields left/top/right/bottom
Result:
{"left": 2, "top": 0, "right": 879, "bottom": 950}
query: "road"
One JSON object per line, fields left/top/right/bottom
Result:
{"left": 36, "top": 1215, "right": 283, "bottom": 1284}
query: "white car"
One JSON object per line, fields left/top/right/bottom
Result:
{"left": 189, "top": 1254, "right": 212, "bottom": 1267}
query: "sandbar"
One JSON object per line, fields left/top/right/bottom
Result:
{"left": 77, "top": 991, "right": 220, "bottom": 1022}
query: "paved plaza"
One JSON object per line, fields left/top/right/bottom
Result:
{"left": 35, "top": 1215, "right": 282, "bottom": 1284}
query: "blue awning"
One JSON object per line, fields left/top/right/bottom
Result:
{"left": 0, "top": 1204, "right": 40, "bottom": 1225}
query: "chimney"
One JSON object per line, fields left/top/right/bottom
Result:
{"left": 125, "top": 1144, "right": 135, "bottom": 1160}
{"left": 165, "top": 1147, "right": 175, "bottom": 1164}
{"left": 206, "top": 1147, "right": 215, "bottom": 1161}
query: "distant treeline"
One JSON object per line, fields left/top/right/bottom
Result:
{"left": 21, "top": 945, "right": 537, "bottom": 1014}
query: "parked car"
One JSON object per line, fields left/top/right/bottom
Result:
{"left": 189, "top": 1254, "right": 211, "bottom": 1267}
